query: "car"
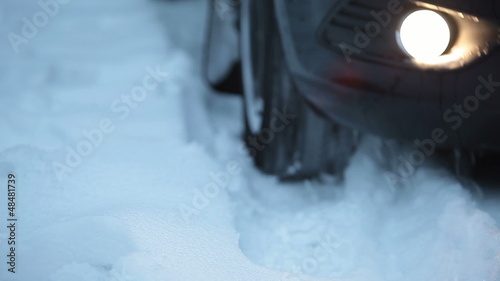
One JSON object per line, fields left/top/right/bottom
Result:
{"left": 203, "top": 0, "right": 500, "bottom": 180}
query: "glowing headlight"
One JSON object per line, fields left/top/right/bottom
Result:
{"left": 398, "top": 10, "right": 451, "bottom": 61}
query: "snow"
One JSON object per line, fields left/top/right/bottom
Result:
{"left": 0, "top": 0, "right": 499, "bottom": 281}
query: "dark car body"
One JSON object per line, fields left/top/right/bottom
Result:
{"left": 204, "top": 0, "right": 500, "bottom": 178}
{"left": 273, "top": 0, "right": 500, "bottom": 152}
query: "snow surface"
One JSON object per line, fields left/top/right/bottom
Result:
{"left": 0, "top": 0, "right": 499, "bottom": 281}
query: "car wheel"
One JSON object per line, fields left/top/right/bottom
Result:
{"left": 240, "top": 0, "right": 357, "bottom": 179}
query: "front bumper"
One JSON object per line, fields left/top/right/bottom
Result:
{"left": 275, "top": 0, "right": 500, "bottom": 151}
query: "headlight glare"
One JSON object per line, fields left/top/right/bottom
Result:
{"left": 398, "top": 10, "right": 451, "bottom": 61}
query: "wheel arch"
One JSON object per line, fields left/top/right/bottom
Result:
{"left": 203, "top": 0, "right": 244, "bottom": 94}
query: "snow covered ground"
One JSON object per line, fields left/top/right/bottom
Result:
{"left": 0, "top": 0, "right": 499, "bottom": 281}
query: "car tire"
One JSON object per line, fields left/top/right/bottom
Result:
{"left": 240, "top": 0, "right": 357, "bottom": 179}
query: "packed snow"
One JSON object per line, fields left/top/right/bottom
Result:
{"left": 0, "top": 0, "right": 499, "bottom": 281}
